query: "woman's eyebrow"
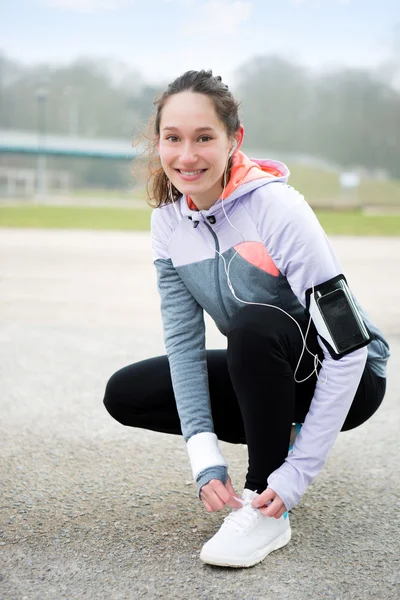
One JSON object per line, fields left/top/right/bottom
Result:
{"left": 194, "top": 127, "right": 215, "bottom": 133}
{"left": 162, "top": 126, "right": 216, "bottom": 133}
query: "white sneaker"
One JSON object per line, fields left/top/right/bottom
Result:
{"left": 200, "top": 489, "right": 291, "bottom": 568}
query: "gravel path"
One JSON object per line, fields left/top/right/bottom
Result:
{"left": 1, "top": 229, "right": 399, "bottom": 600}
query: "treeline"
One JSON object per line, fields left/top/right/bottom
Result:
{"left": 236, "top": 56, "right": 400, "bottom": 179}
{"left": 0, "top": 52, "right": 399, "bottom": 187}
{"left": 0, "top": 54, "right": 158, "bottom": 139}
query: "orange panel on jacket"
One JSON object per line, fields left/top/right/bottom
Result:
{"left": 234, "top": 242, "right": 280, "bottom": 276}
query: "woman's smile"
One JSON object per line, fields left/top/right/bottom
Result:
{"left": 175, "top": 168, "right": 207, "bottom": 181}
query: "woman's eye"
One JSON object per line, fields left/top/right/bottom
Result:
{"left": 166, "top": 135, "right": 179, "bottom": 142}
{"left": 198, "top": 136, "right": 212, "bottom": 143}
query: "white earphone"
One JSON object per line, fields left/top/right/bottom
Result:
{"left": 228, "top": 139, "right": 238, "bottom": 158}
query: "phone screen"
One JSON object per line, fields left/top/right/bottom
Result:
{"left": 317, "top": 289, "right": 368, "bottom": 353}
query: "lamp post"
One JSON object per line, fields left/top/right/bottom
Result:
{"left": 36, "top": 84, "right": 48, "bottom": 198}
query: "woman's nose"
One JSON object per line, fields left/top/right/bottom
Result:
{"left": 180, "top": 143, "right": 198, "bottom": 164}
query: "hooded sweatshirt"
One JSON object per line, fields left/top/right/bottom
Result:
{"left": 151, "top": 151, "right": 390, "bottom": 511}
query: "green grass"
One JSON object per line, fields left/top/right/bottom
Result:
{"left": 315, "top": 210, "right": 400, "bottom": 236}
{"left": 0, "top": 205, "right": 151, "bottom": 231}
{"left": 0, "top": 204, "right": 399, "bottom": 235}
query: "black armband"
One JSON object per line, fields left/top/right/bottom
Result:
{"left": 305, "top": 274, "right": 371, "bottom": 360}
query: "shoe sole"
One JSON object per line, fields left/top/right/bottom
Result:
{"left": 199, "top": 526, "right": 291, "bottom": 568}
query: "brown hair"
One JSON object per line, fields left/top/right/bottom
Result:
{"left": 136, "top": 69, "right": 241, "bottom": 208}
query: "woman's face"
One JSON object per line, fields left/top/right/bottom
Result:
{"left": 158, "top": 91, "right": 236, "bottom": 210}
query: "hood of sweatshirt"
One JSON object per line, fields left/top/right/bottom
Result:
{"left": 184, "top": 151, "right": 290, "bottom": 215}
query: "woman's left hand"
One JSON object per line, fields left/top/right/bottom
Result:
{"left": 251, "top": 487, "right": 287, "bottom": 519}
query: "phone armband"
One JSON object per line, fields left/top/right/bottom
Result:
{"left": 305, "top": 274, "right": 371, "bottom": 360}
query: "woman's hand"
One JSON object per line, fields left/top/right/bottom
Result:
{"left": 200, "top": 476, "right": 242, "bottom": 512}
{"left": 252, "top": 488, "right": 287, "bottom": 519}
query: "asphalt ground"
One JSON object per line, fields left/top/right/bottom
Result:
{"left": 1, "top": 229, "right": 399, "bottom": 600}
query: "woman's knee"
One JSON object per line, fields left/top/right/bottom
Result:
{"left": 341, "top": 373, "right": 386, "bottom": 431}
{"left": 103, "top": 365, "right": 141, "bottom": 426}
{"left": 227, "top": 305, "right": 291, "bottom": 344}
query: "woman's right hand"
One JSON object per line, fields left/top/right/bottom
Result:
{"left": 200, "top": 476, "right": 242, "bottom": 512}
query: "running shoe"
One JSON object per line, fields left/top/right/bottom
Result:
{"left": 199, "top": 489, "right": 291, "bottom": 568}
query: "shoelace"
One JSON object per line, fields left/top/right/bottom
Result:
{"left": 222, "top": 491, "right": 260, "bottom": 534}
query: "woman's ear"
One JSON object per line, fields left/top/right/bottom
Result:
{"left": 235, "top": 125, "right": 245, "bottom": 151}
{"left": 229, "top": 126, "right": 245, "bottom": 158}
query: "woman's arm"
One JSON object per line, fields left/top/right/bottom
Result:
{"left": 256, "top": 183, "right": 368, "bottom": 511}
{"left": 151, "top": 209, "right": 229, "bottom": 493}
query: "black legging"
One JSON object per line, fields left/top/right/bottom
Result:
{"left": 103, "top": 305, "right": 386, "bottom": 492}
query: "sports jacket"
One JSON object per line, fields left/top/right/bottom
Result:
{"left": 151, "top": 151, "right": 390, "bottom": 511}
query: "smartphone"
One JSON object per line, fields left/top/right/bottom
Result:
{"left": 317, "top": 289, "right": 370, "bottom": 353}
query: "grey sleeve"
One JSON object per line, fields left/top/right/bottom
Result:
{"left": 196, "top": 466, "right": 229, "bottom": 496}
{"left": 154, "top": 258, "right": 214, "bottom": 441}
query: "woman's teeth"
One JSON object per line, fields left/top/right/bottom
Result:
{"left": 179, "top": 170, "right": 204, "bottom": 175}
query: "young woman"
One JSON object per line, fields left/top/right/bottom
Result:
{"left": 104, "top": 70, "right": 389, "bottom": 568}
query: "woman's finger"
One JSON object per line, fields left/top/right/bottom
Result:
{"left": 224, "top": 476, "right": 236, "bottom": 496}
{"left": 210, "top": 479, "right": 241, "bottom": 509}
{"left": 260, "top": 498, "right": 284, "bottom": 518}
{"left": 252, "top": 487, "right": 275, "bottom": 508}
{"left": 274, "top": 506, "right": 287, "bottom": 519}
{"left": 201, "top": 481, "right": 228, "bottom": 511}
{"left": 224, "top": 477, "right": 242, "bottom": 509}
{"left": 201, "top": 497, "right": 214, "bottom": 513}
{"left": 201, "top": 490, "right": 225, "bottom": 511}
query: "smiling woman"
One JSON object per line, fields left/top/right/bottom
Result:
{"left": 138, "top": 71, "right": 242, "bottom": 210}
{"left": 157, "top": 92, "right": 242, "bottom": 209}
{"left": 103, "top": 69, "right": 389, "bottom": 569}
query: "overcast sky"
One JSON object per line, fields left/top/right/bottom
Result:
{"left": 2, "top": 0, "right": 399, "bottom": 84}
